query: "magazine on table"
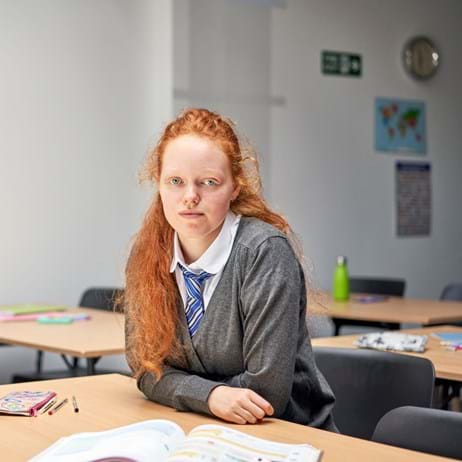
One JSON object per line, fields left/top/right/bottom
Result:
{"left": 30, "top": 419, "right": 322, "bottom": 462}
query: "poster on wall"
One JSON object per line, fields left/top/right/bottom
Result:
{"left": 396, "top": 162, "right": 431, "bottom": 237}
{"left": 375, "top": 97, "right": 426, "bottom": 154}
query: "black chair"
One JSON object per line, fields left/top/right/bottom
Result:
{"left": 12, "top": 287, "right": 124, "bottom": 383}
{"left": 440, "top": 282, "right": 462, "bottom": 301}
{"left": 313, "top": 347, "right": 434, "bottom": 440}
{"left": 349, "top": 277, "right": 406, "bottom": 296}
{"left": 373, "top": 406, "right": 462, "bottom": 460}
{"left": 433, "top": 282, "right": 462, "bottom": 407}
{"left": 335, "top": 277, "right": 406, "bottom": 335}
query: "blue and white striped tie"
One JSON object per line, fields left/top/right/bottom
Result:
{"left": 179, "top": 265, "right": 212, "bottom": 337}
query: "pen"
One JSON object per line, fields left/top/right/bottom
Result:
{"left": 48, "top": 398, "right": 68, "bottom": 415}
{"left": 72, "top": 395, "right": 79, "bottom": 413}
{"left": 40, "top": 398, "right": 57, "bottom": 414}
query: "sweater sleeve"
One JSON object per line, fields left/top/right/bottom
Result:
{"left": 224, "top": 236, "right": 304, "bottom": 416}
{"left": 125, "top": 307, "right": 224, "bottom": 415}
{"left": 136, "top": 367, "right": 225, "bottom": 415}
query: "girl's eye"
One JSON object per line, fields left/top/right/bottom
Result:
{"left": 203, "top": 179, "right": 218, "bottom": 186}
{"left": 170, "top": 177, "right": 182, "bottom": 185}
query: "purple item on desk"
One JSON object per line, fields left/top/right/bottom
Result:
{"left": 354, "top": 295, "right": 388, "bottom": 303}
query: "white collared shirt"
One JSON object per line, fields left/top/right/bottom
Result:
{"left": 170, "top": 211, "right": 241, "bottom": 311}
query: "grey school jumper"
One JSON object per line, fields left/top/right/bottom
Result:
{"left": 126, "top": 217, "right": 337, "bottom": 431}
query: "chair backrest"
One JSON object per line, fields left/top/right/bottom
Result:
{"left": 372, "top": 406, "right": 462, "bottom": 460}
{"left": 313, "top": 347, "right": 434, "bottom": 440}
{"left": 440, "top": 282, "right": 462, "bottom": 301}
{"left": 349, "top": 277, "right": 406, "bottom": 296}
{"left": 79, "top": 287, "right": 123, "bottom": 311}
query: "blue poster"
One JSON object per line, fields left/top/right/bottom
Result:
{"left": 375, "top": 98, "right": 426, "bottom": 154}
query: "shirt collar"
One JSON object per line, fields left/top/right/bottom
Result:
{"left": 170, "top": 211, "right": 241, "bottom": 275}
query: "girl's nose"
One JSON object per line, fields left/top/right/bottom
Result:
{"left": 183, "top": 186, "right": 200, "bottom": 207}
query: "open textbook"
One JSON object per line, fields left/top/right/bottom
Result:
{"left": 30, "top": 419, "right": 322, "bottom": 462}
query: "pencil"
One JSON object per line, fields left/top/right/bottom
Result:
{"left": 72, "top": 395, "right": 79, "bottom": 413}
{"left": 40, "top": 398, "right": 57, "bottom": 414}
{"left": 48, "top": 398, "right": 68, "bottom": 415}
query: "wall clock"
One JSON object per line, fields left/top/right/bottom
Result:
{"left": 402, "top": 36, "right": 440, "bottom": 80}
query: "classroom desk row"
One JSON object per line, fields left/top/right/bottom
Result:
{"left": 0, "top": 373, "right": 455, "bottom": 462}
{"left": 2, "top": 295, "right": 462, "bottom": 366}
{"left": 312, "top": 324, "right": 462, "bottom": 382}
{"left": 309, "top": 294, "right": 462, "bottom": 335}
{"left": 1, "top": 297, "right": 462, "bottom": 382}
{"left": 0, "top": 307, "right": 125, "bottom": 374}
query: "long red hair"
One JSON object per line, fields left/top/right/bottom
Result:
{"left": 125, "top": 108, "right": 298, "bottom": 379}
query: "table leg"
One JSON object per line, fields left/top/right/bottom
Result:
{"left": 86, "top": 358, "right": 96, "bottom": 375}
{"left": 36, "top": 350, "right": 43, "bottom": 373}
{"left": 333, "top": 319, "right": 342, "bottom": 336}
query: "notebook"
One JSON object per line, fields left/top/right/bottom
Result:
{"left": 433, "top": 332, "right": 462, "bottom": 346}
{"left": 355, "top": 332, "right": 428, "bottom": 352}
{"left": 0, "top": 304, "right": 67, "bottom": 316}
{"left": 30, "top": 419, "right": 322, "bottom": 462}
{"left": 0, "top": 391, "right": 57, "bottom": 417}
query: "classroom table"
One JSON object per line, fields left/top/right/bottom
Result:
{"left": 0, "top": 307, "right": 125, "bottom": 374}
{"left": 310, "top": 293, "right": 462, "bottom": 335}
{"left": 312, "top": 325, "right": 462, "bottom": 408}
{"left": 312, "top": 325, "right": 462, "bottom": 382}
{"left": 0, "top": 374, "right": 454, "bottom": 462}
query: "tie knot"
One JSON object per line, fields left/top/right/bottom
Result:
{"left": 179, "top": 264, "right": 211, "bottom": 285}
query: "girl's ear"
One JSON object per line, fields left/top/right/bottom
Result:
{"left": 231, "top": 184, "right": 240, "bottom": 201}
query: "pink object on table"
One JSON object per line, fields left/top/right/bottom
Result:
{"left": 0, "top": 312, "right": 89, "bottom": 322}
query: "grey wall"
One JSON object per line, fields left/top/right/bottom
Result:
{"left": 0, "top": 0, "right": 173, "bottom": 383}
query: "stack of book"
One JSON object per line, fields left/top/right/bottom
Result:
{"left": 0, "top": 305, "right": 89, "bottom": 323}
{"left": 433, "top": 332, "right": 462, "bottom": 351}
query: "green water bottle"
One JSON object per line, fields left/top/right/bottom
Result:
{"left": 333, "top": 256, "right": 350, "bottom": 301}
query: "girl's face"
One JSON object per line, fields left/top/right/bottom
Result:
{"left": 159, "top": 134, "right": 240, "bottom": 256}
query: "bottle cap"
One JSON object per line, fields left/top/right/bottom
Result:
{"left": 336, "top": 256, "right": 347, "bottom": 265}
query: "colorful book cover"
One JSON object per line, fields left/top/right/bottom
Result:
{"left": 0, "top": 391, "right": 57, "bottom": 416}
{"left": 434, "top": 332, "right": 462, "bottom": 346}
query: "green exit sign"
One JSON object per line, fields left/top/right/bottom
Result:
{"left": 322, "top": 50, "right": 362, "bottom": 77}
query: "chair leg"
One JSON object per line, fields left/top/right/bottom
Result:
{"left": 437, "top": 380, "right": 461, "bottom": 410}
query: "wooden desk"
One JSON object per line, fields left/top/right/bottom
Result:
{"left": 0, "top": 374, "right": 452, "bottom": 462}
{"left": 312, "top": 325, "right": 462, "bottom": 382}
{"left": 0, "top": 307, "right": 125, "bottom": 374}
{"left": 311, "top": 294, "right": 462, "bottom": 334}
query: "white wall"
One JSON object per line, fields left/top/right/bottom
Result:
{"left": 173, "top": 0, "right": 275, "bottom": 187}
{"left": 175, "top": 0, "right": 462, "bottom": 298}
{"left": 1, "top": 0, "right": 461, "bottom": 383}
{"left": 270, "top": 0, "right": 462, "bottom": 297}
{"left": 0, "top": 0, "right": 173, "bottom": 383}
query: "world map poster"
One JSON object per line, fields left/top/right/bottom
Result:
{"left": 375, "top": 97, "right": 426, "bottom": 154}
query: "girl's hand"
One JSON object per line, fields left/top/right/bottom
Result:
{"left": 208, "top": 385, "right": 274, "bottom": 424}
